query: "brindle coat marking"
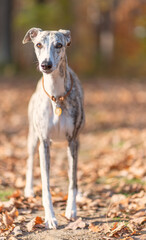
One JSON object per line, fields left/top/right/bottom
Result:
{"left": 23, "top": 28, "right": 85, "bottom": 229}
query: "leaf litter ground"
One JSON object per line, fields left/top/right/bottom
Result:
{"left": 0, "top": 77, "right": 146, "bottom": 239}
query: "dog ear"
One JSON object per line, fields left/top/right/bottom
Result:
{"left": 22, "top": 28, "right": 42, "bottom": 44}
{"left": 59, "top": 29, "right": 71, "bottom": 47}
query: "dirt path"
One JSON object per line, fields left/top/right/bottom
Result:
{"left": 0, "top": 77, "right": 146, "bottom": 239}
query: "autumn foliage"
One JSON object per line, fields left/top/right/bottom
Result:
{"left": 0, "top": 77, "right": 145, "bottom": 239}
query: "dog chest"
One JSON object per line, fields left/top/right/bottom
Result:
{"left": 49, "top": 107, "right": 74, "bottom": 141}
{"left": 33, "top": 94, "right": 75, "bottom": 141}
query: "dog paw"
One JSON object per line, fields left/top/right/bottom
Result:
{"left": 45, "top": 217, "right": 58, "bottom": 229}
{"left": 65, "top": 206, "right": 76, "bottom": 220}
{"left": 65, "top": 189, "right": 77, "bottom": 220}
{"left": 24, "top": 188, "right": 34, "bottom": 197}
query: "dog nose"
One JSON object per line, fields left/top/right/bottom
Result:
{"left": 41, "top": 61, "right": 52, "bottom": 70}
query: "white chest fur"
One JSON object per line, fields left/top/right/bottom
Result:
{"left": 49, "top": 102, "right": 74, "bottom": 141}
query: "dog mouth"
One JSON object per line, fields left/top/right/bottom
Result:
{"left": 39, "top": 67, "right": 54, "bottom": 74}
{"left": 42, "top": 69, "right": 53, "bottom": 74}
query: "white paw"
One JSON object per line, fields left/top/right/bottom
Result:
{"left": 45, "top": 217, "right": 58, "bottom": 229}
{"left": 65, "top": 205, "right": 76, "bottom": 220}
{"left": 24, "top": 187, "right": 34, "bottom": 197}
{"left": 65, "top": 188, "right": 77, "bottom": 219}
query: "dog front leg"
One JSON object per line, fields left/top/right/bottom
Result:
{"left": 39, "top": 140, "right": 57, "bottom": 229}
{"left": 65, "top": 139, "right": 79, "bottom": 219}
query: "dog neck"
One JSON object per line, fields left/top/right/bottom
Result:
{"left": 42, "top": 57, "right": 69, "bottom": 98}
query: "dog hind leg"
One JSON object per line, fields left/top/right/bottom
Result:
{"left": 24, "top": 125, "right": 38, "bottom": 197}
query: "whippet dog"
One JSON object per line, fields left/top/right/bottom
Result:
{"left": 22, "top": 28, "right": 85, "bottom": 229}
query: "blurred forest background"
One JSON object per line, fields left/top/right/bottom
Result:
{"left": 0, "top": 0, "right": 146, "bottom": 78}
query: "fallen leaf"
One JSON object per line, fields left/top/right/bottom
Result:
{"left": 0, "top": 205, "right": 4, "bottom": 213}
{"left": 89, "top": 223, "right": 101, "bottom": 232}
{"left": 59, "top": 213, "right": 70, "bottom": 223}
{"left": 65, "top": 217, "right": 86, "bottom": 230}
{"left": 63, "top": 194, "right": 68, "bottom": 201}
{"left": 26, "top": 216, "right": 44, "bottom": 232}
{"left": 17, "top": 215, "right": 26, "bottom": 223}
{"left": 101, "top": 223, "right": 111, "bottom": 234}
{"left": 26, "top": 220, "right": 36, "bottom": 232}
{"left": 8, "top": 190, "right": 21, "bottom": 199}
{"left": 35, "top": 216, "right": 44, "bottom": 224}
{"left": 0, "top": 199, "right": 15, "bottom": 212}
{"left": 130, "top": 217, "right": 146, "bottom": 226}
{"left": 2, "top": 211, "right": 14, "bottom": 227}
{"left": 111, "top": 222, "right": 118, "bottom": 231}
{"left": 9, "top": 237, "right": 18, "bottom": 240}
{"left": 109, "top": 222, "right": 132, "bottom": 237}
{"left": 111, "top": 194, "right": 127, "bottom": 203}
{"left": 131, "top": 210, "right": 146, "bottom": 219}
{"left": 122, "top": 237, "right": 134, "bottom": 240}
{"left": 9, "top": 207, "right": 19, "bottom": 219}
{"left": 19, "top": 209, "right": 32, "bottom": 215}
{"left": 127, "top": 223, "right": 135, "bottom": 233}
{"left": 12, "top": 226, "right": 22, "bottom": 236}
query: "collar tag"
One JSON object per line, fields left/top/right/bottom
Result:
{"left": 55, "top": 107, "right": 62, "bottom": 116}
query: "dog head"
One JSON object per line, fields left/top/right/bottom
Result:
{"left": 22, "top": 28, "right": 71, "bottom": 74}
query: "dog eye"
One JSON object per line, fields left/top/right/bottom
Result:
{"left": 55, "top": 43, "right": 63, "bottom": 49}
{"left": 36, "top": 43, "right": 42, "bottom": 49}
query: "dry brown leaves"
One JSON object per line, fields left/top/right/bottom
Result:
{"left": 2, "top": 211, "right": 14, "bottom": 228}
{"left": 65, "top": 217, "right": 86, "bottom": 230}
{"left": 0, "top": 190, "right": 44, "bottom": 238}
{"left": 26, "top": 216, "right": 44, "bottom": 232}
{"left": 89, "top": 223, "right": 104, "bottom": 233}
{"left": 109, "top": 222, "right": 133, "bottom": 238}
{"left": 12, "top": 226, "right": 22, "bottom": 237}
{"left": 88, "top": 221, "right": 142, "bottom": 238}
{"left": 0, "top": 79, "right": 146, "bottom": 239}
{"left": 107, "top": 191, "right": 146, "bottom": 218}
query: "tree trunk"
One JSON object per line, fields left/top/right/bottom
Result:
{"left": 0, "top": 0, "right": 12, "bottom": 64}
{"left": 99, "top": 5, "right": 114, "bottom": 60}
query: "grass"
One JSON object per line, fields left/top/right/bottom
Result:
{"left": 124, "top": 178, "right": 145, "bottom": 185}
{"left": 96, "top": 177, "right": 107, "bottom": 184}
{"left": 113, "top": 217, "right": 122, "bottom": 221}
{"left": 0, "top": 188, "right": 14, "bottom": 201}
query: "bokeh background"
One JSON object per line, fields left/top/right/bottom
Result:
{"left": 0, "top": 0, "right": 146, "bottom": 78}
